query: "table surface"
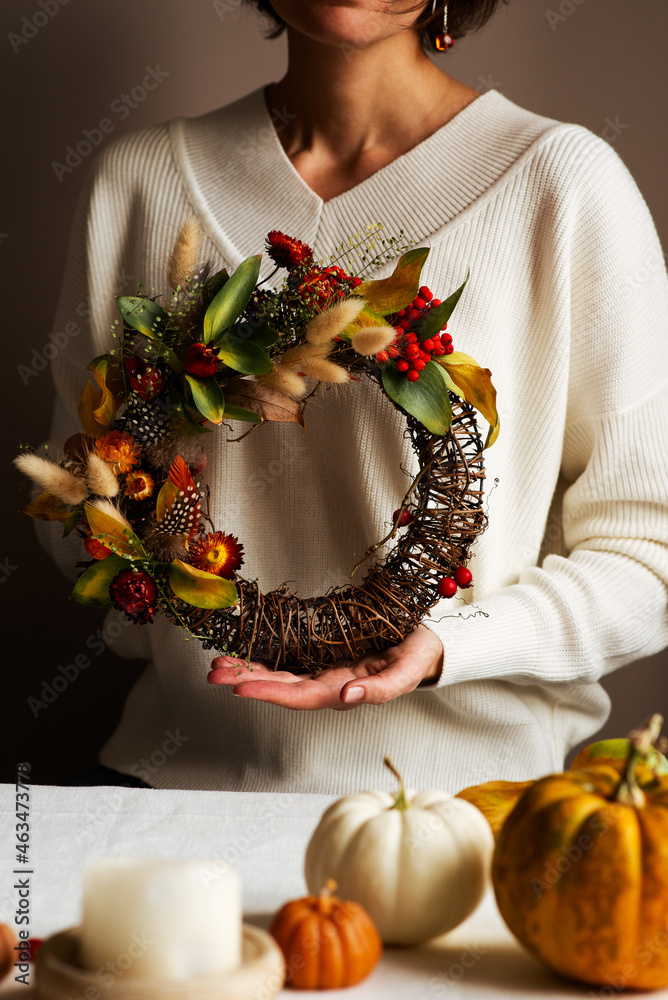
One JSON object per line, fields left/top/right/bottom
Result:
{"left": 0, "top": 783, "right": 663, "bottom": 999}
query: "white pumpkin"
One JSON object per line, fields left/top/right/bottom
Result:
{"left": 304, "top": 760, "right": 494, "bottom": 945}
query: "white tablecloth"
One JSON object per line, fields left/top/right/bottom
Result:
{"left": 0, "top": 784, "right": 661, "bottom": 998}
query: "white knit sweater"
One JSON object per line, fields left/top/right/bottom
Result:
{"left": 42, "top": 87, "right": 668, "bottom": 793}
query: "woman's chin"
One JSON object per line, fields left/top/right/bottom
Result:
{"left": 274, "top": 1, "right": 412, "bottom": 49}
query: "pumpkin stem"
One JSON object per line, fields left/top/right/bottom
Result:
{"left": 617, "top": 714, "right": 664, "bottom": 808}
{"left": 316, "top": 879, "right": 337, "bottom": 914}
{"left": 384, "top": 756, "right": 410, "bottom": 811}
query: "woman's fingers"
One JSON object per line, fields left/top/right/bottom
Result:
{"left": 207, "top": 657, "right": 302, "bottom": 686}
{"left": 341, "top": 656, "right": 425, "bottom": 705}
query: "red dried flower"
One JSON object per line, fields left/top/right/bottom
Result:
{"left": 296, "top": 268, "right": 340, "bottom": 307}
{"left": 266, "top": 230, "right": 314, "bottom": 269}
{"left": 183, "top": 342, "right": 220, "bottom": 378}
{"left": 125, "top": 357, "right": 166, "bottom": 400}
{"left": 188, "top": 531, "right": 244, "bottom": 578}
{"left": 109, "top": 567, "right": 158, "bottom": 624}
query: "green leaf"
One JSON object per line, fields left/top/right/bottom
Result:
{"left": 169, "top": 560, "right": 239, "bottom": 609}
{"left": 84, "top": 503, "right": 146, "bottom": 559}
{"left": 357, "top": 248, "right": 430, "bottom": 315}
{"left": 203, "top": 255, "right": 262, "bottom": 344}
{"left": 222, "top": 403, "right": 262, "bottom": 424}
{"left": 71, "top": 554, "right": 131, "bottom": 607}
{"left": 204, "top": 268, "right": 229, "bottom": 305}
{"left": 184, "top": 374, "right": 225, "bottom": 425}
{"left": 63, "top": 508, "right": 81, "bottom": 537}
{"left": 117, "top": 296, "right": 170, "bottom": 338}
{"left": 381, "top": 360, "right": 453, "bottom": 435}
{"left": 116, "top": 296, "right": 182, "bottom": 372}
{"left": 413, "top": 271, "right": 469, "bottom": 341}
{"left": 216, "top": 335, "right": 274, "bottom": 375}
{"left": 233, "top": 320, "right": 280, "bottom": 350}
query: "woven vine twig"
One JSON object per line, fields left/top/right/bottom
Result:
{"left": 172, "top": 393, "right": 487, "bottom": 672}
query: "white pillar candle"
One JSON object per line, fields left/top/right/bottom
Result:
{"left": 80, "top": 857, "right": 241, "bottom": 980}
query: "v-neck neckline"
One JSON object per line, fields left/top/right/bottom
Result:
{"left": 257, "top": 83, "right": 495, "bottom": 210}
{"left": 169, "top": 85, "right": 557, "bottom": 278}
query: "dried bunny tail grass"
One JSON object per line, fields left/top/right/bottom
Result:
{"left": 299, "top": 356, "right": 349, "bottom": 384}
{"left": 14, "top": 453, "right": 88, "bottom": 505}
{"left": 257, "top": 366, "right": 310, "bottom": 400}
{"left": 351, "top": 325, "right": 397, "bottom": 356}
{"left": 304, "top": 296, "right": 366, "bottom": 346}
{"left": 87, "top": 498, "right": 133, "bottom": 529}
{"left": 167, "top": 216, "right": 204, "bottom": 291}
{"left": 86, "top": 453, "right": 119, "bottom": 498}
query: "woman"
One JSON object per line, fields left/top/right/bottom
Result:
{"left": 44, "top": 0, "right": 668, "bottom": 791}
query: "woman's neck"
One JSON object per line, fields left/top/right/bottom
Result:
{"left": 266, "top": 28, "right": 479, "bottom": 201}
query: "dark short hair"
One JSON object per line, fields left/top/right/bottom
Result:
{"left": 246, "top": 1, "right": 508, "bottom": 50}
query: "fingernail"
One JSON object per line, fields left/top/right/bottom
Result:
{"left": 344, "top": 686, "right": 365, "bottom": 704}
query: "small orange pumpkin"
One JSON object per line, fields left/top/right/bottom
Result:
{"left": 269, "top": 880, "right": 382, "bottom": 990}
{"left": 492, "top": 716, "right": 668, "bottom": 990}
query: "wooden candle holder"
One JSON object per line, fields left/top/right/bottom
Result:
{"left": 35, "top": 924, "right": 285, "bottom": 1000}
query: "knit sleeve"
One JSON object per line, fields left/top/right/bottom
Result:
{"left": 428, "top": 134, "right": 668, "bottom": 688}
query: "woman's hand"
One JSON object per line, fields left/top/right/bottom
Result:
{"left": 207, "top": 624, "right": 444, "bottom": 710}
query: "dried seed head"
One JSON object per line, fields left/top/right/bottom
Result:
{"left": 86, "top": 453, "right": 120, "bottom": 498}
{"left": 304, "top": 296, "right": 366, "bottom": 346}
{"left": 351, "top": 325, "right": 397, "bottom": 357}
{"left": 167, "top": 216, "right": 204, "bottom": 291}
{"left": 14, "top": 453, "right": 88, "bottom": 505}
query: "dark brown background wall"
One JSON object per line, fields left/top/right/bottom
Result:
{"left": 2, "top": 0, "right": 666, "bottom": 783}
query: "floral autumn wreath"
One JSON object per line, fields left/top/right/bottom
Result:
{"left": 16, "top": 223, "right": 499, "bottom": 671}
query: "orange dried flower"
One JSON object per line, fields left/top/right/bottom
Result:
{"left": 189, "top": 531, "right": 244, "bottom": 578}
{"left": 124, "top": 469, "right": 155, "bottom": 501}
{"left": 95, "top": 430, "right": 141, "bottom": 475}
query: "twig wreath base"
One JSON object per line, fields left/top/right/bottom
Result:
{"left": 174, "top": 393, "right": 486, "bottom": 672}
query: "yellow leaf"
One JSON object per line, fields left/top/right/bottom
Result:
{"left": 169, "top": 560, "right": 238, "bottom": 609}
{"left": 90, "top": 356, "right": 122, "bottom": 428}
{"left": 439, "top": 357, "right": 500, "bottom": 447}
{"left": 84, "top": 502, "right": 146, "bottom": 558}
{"left": 78, "top": 380, "right": 106, "bottom": 438}
{"left": 20, "top": 492, "right": 72, "bottom": 522}
{"left": 356, "top": 247, "right": 430, "bottom": 315}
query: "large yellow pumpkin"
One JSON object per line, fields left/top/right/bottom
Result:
{"left": 492, "top": 752, "right": 668, "bottom": 990}
{"left": 458, "top": 732, "right": 668, "bottom": 839}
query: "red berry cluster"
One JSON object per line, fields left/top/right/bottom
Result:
{"left": 375, "top": 286, "right": 454, "bottom": 381}
{"left": 437, "top": 566, "right": 472, "bottom": 598}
